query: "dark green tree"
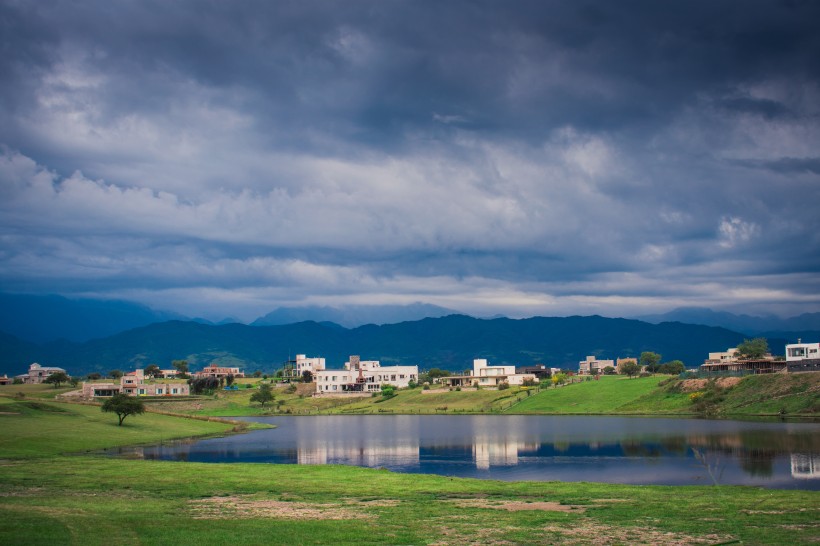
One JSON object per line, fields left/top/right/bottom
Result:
{"left": 250, "top": 383, "right": 275, "bottom": 407}
{"left": 639, "top": 352, "right": 661, "bottom": 373}
{"left": 44, "top": 371, "right": 70, "bottom": 388}
{"left": 301, "top": 370, "right": 313, "bottom": 383}
{"left": 101, "top": 394, "right": 145, "bottom": 426}
{"left": 109, "top": 369, "right": 123, "bottom": 379}
{"left": 172, "top": 360, "right": 189, "bottom": 377}
{"left": 659, "top": 360, "right": 685, "bottom": 375}
{"left": 737, "top": 338, "right": 769, "bottom": 359}
{"left": 144, "top": 364, "right": 161, "bottom": 378}
{"left": 86, "top": 372, "right": 102, "bottom": 380}
{"left": 621, "top": 361, "right": 641, "bottom": 378}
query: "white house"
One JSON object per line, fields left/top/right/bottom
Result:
{"left": 314, "top": 355, "right": 418, "bottom": 395}
{"left": 445, "top": 359, "right": 536, "bottom": 388}
{"left": 295, "top": 354, "right": 326, "bottom": 376}
{"left": 786, "top": 341, "right": 819, "bottom": 362}
{"left": 578, "top": 356, "right": 614, "bottom": 375}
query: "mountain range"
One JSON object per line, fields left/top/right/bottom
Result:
{"left": 3, "top": 293, "right": 818, "bottom": 345}
{"left": 0, "top": 314, "right": 794, "bottom": 378}
{"left": 635, "top": 307, "right": 820, "bottom": 336}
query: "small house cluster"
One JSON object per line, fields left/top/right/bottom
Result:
{"left": 82, "top": 369, "right": 190, "bottom": 398}
{"left": 700, "top": 340, "right": 820, "bottom": 374}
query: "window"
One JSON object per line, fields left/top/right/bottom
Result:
{"left": 172, "top": 388, "right": 178, "bottom": 394}
{"left": 156, "top": 388, "right": 163, "bottom": 395}
{"left": 391, "top": 375, "right": 396, "bottom": 381}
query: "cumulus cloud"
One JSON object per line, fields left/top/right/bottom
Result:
{"left": 0, "top": 1, "right": 819, "bottom": 320}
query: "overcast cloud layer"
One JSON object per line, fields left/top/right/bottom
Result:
{"left": 1, "top": 0, "right": 819, "bottom": 321}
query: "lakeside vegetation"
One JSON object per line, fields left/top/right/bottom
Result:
{"left": 1, "top": 391, "right": 818, "bottom": 545}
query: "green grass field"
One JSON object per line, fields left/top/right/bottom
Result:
{"left": 512, "top": 375, "right": 679, "bottom": 414}
{"left": 1, "top": 395, "right": 819, "bottom": 545}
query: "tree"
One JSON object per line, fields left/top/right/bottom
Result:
{"left": 225, "top": 373, "right": 235, "bottom": 386}
{"left": 640, "top": 352, "right": 661, "bottom": 373}
{"left": 621, "top": 361, "right": 641, "bottom": 378}
{"left": 301, "top": 370, "right": 313, "bottom": 383}
{"left": 250, "top": 383, "right": 275, "bottom": 407}
{"left": 109, "top": 369, "right": 123, "bottom": 379}
{"left": 144, "top": 364, "right": 161, "bottom": 378}
{"left": 86, "top": 372, "right": 102, "bottom": 380}
{"left": 737, "top": 338, "right": 769, "bottom": 359}
{"left": 101, "top": 394, "right": 145, "bottom": 426}
{"left": 253, "top": 370, "right": 263, "bottom": 378}
{"left": 44, "top": 371, "right": 69, "bottom": 388}
{"left": 602, "top": 366, "right": 616, "bottom": 375}
{"left": 189, "top": 376, "right": 219, "bottom": 395}
{"left": 659, "top": 360, "right": 685, "bottom": 375}
{"left": 172, "top": 360, "right": 189, "bottom": 378}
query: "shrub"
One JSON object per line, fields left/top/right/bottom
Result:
{"left": 422, "top": 384, "right": 430, "bottom": 390}
{"left": 455, "top": 386, "right": 461, "bottom": 391}
{"left": 498, "top": 382, "right": 510, "bottom": 390}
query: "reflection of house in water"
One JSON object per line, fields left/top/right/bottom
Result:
{"left": 791, "top": 453, "right": 820, "bottom": 479}
{"left": 472, "top": 438, "right": 538, "bottom": 470}
{"left": 297, "top": 444, "right": 420, "bottom": 467}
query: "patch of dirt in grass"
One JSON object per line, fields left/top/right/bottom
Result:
{"left": 680, "top": 379, "right": 708, "bottom": 392}
{"left": 446, "top": 498, "right": 584, "bottom": 512}
{"left": 342, "top": 497, "right": 401, "bottom": 507}
{"left": 715, "top": 377, "right": 742, "bottom": 389}
{"left": 0, "top": 486, "right": 46, "bottom": 497}
{"left": 189, "top": 495, "right": 379, "bottom": 520}
{"left": 542, "top": 521, "right": 734, "bottom": 545}
{"left": 429, "top": 522, "right": 521, "bottom": 546}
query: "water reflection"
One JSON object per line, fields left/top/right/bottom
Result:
{"left": 119, "top": 415, "right": 820, "bottom": 490}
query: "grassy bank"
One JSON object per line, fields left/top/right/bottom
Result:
{"left": 126, "top": 372, "right": 820, "bottom": 419}
{"left": 1, "top": 397, "right": 818, "bottom": 545}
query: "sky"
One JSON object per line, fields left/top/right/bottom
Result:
{"left": 1, "top": 0, "right": 819, "bottom": 323}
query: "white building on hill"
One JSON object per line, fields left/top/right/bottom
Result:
{"left": 314, "top": 355, "right": 418, "bottom": 395}
{"left": 445, "top": 359, "right": 537, "bottom": 388}
{"left": 578, "top": 356, "right": 614, "bottom": 375}
{"left": 295, "top": 354, "right": 326, "bottom": 376}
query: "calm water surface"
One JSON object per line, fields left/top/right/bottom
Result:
{"left": 125, "top": 415, "right": 820, "bottom": 489}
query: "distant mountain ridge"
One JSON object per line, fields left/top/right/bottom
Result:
{"left": 251, "top": 303, "right": 459, "bottom": 328}
{"left": 635, "top": 307, "right": 820, "bottom": 336}
{"left": 0, "top": 293, "right": 188, "bottom": 343}
{"left": 0, "top": 314, "right": 785, "bottom": 378}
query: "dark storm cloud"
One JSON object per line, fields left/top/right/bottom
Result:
{"left": 0, "top": 0, "right": 819, "bottom": 320}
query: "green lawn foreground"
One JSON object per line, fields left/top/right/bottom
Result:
{"left": 1, "top": 396, "right": 819, "bottom": 544}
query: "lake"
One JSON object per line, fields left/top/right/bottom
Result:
{"left": 122, "top": 415, "right": 820, "bottom": 490}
